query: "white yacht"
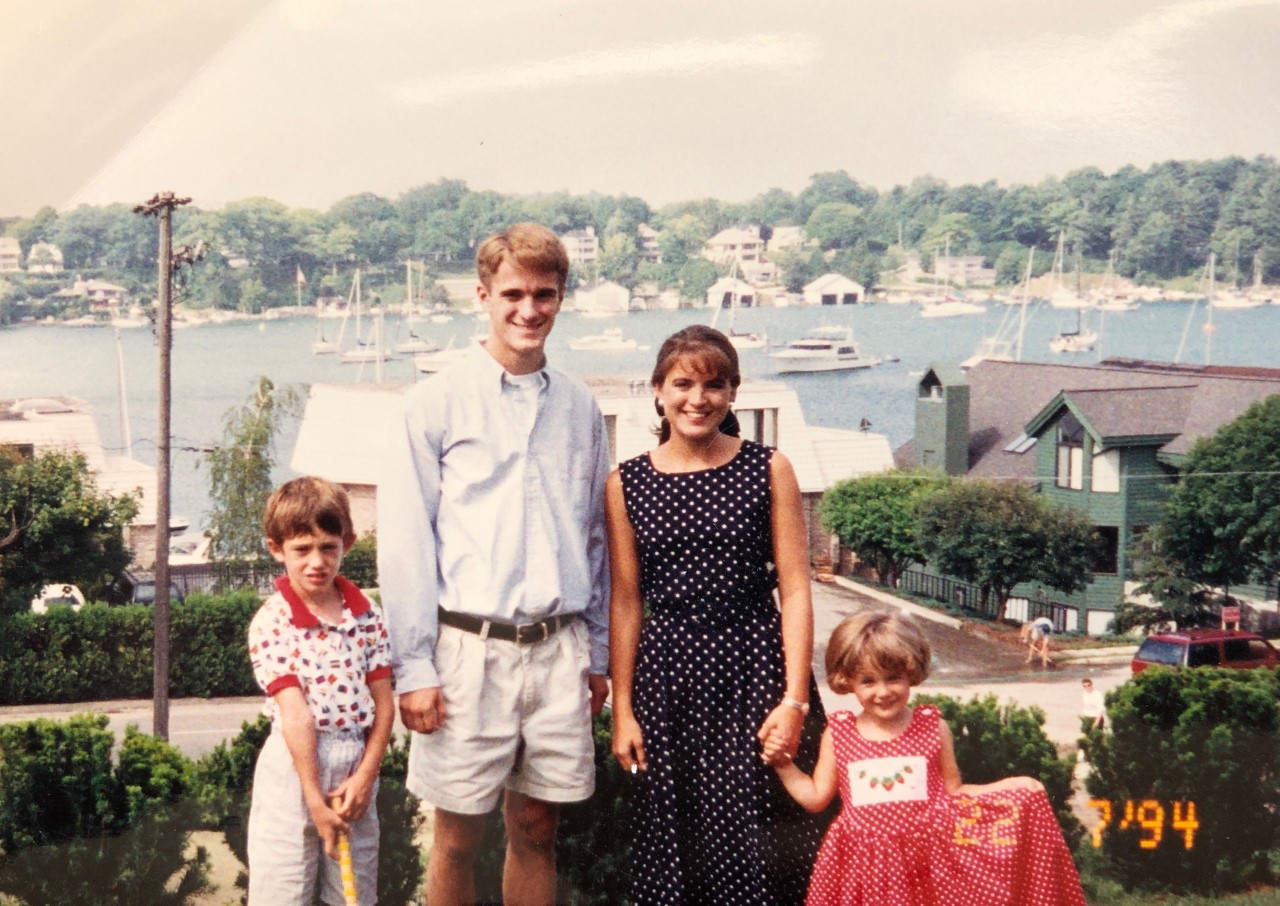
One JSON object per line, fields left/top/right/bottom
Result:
{"left": 768, "top": 326, "right": 879, "bottom": 374}
{"left": 919, "top": 297, "right": 986, "bottom": 318}
{"left": 569, "top": 328, "right": 638, "bottom": 352}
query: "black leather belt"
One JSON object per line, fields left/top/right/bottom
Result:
{"left": 438, "top": 607, "right": 578, "bottom": 644}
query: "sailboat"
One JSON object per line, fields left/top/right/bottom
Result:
{"left": 1048, "top": 231, "right": 1090, "bottom": 309}
{"left": 339, "top": 270, "right": 396, "bottom": 364}
{"left": 1092, "top": 250, "right": 1139, "bottom": 312}
{"left": 1049, "top": 307, "right": 1099, "bottom": 354}
{"left": 307, "top": 267, "right": 338, "bottom": 354}
{"left": 710, "top": 260, "right": 768, "bottom": 350}
{"left": 963, "top": 249, "right": 1034, "bottom": 368}
{"left": 394, "top": 261, "right": 440, "bottom": 354}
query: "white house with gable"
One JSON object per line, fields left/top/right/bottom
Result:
{"left": 291, "top": 375, "right": 894, "bottom": 555}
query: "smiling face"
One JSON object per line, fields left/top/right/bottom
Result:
{"left": 654, "top": 356, "right": 737, "bottom": 444}
{"left": 478, "top": 258, "right": 563, "bottom": 374}
{"left": 268, "top": 530, "right": 346, "bottom": 604}
{"left": 851, "top": 666, "right": 913, "bottom": 729}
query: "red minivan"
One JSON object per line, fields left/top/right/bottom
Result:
{"left": 1131, "top": 628, "right": 1279, "bottom": 675}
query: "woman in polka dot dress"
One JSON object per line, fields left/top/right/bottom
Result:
{"left": 607, "top": 326, "right": 830, "bottom": 905}
{"left": 766, "top": 611, "right": 1086, "bottom": 906}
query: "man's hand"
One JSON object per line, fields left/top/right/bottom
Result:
{"left": 588, "top": 674, "right": 609, "bottom": 717}
{"left": 399, "top": 687, "right": 445, "bottom": 734}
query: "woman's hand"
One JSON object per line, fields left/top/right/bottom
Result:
{"left": 757, "top": 703, "right": 804, "bottom": 765}
{"left": 612, "top": 711, "right": 648, "bottom": 774}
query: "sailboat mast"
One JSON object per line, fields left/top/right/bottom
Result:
{"left": 1015, "top": 248, "right": 1033, "bottom": 362}
{"left": 1206, "top": 253, "right": 1215, "bottom": 365}
{"left": 114, "top": 326, "right": 133, "bottom": 457}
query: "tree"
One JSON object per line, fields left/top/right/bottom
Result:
{"left": 803, "top": 202, "right": 867, "bottom": 251}
{"left": 818, "top": 470, "right": 949, "bottom": 587}
{"left": 917, "top": 480, "right": 1098, "bottom": 613}
{"left": 1156, "top": 394, "right": 1280, "bottom": 591}
{"left": 0, "top": 449, "right": 138, "bottom": 616}
{"left": 596, "top": 232, "right": 639, "bottom": 287}
{"left": 1109, "top": 529, "right": 1219, "bottom": 633}
{"left": 203, "top": 378, "right": 301, "bottom": 561}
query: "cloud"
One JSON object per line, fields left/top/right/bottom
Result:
{"left": 395, "top": 32, "right": 819, "bottom": 107}
{"left": 951, "top": 0, "right": 1279, "bottom": 131}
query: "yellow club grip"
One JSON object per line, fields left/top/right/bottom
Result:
{"left": 331, "top": 796, "right": 358, "bottom": 906}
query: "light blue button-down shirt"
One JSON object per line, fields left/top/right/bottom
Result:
{"left": 376, "top": 346, "right": 611, "bottom": 693}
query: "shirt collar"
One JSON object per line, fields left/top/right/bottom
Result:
{"left": 470, "top": 343, "right": 550, "bottom": 392}
{"left": 275, "top": 574, "right": 371, "bottom": 627}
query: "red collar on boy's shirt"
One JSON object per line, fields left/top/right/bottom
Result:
{"left": 274, "top": 574, "right": 372, "bottom": 628}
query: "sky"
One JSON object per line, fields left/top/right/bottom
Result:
{"left": 4, "top": 0, "right": 1280, "bottom": 217}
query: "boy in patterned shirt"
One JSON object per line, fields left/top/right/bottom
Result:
{"left": 246, "top": 476, "right": 393, "bottom": 905}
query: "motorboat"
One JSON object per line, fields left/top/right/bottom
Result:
{"left": 415, "top": 334, "right": 485, "bottom": 373}
{"left": 768, "top": 326, "right": 880, "bottom": 374}
{"left": 727, "top": 328, "right": 768, "bottom": 350}
{"left": 569, "top": 328, "right": 638, "bottom": 352}
{"left": 919, "top": 297, "right": 986, "bottom": 318}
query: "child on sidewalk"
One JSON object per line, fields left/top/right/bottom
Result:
{"left": 766, "top": 611, "right": 1085, "bottom": 906}
{"left": 246, "top": 477, "right": 393, "bottom": 905}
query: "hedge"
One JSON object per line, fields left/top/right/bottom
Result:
{"left": 1085, "top": 667, "right": 1280, "bottom": 894}
{"left": 0, "top": 590, "right": 260, "bottom": 705}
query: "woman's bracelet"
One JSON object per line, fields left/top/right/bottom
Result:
{"left": 781, "top": 696, "right": 810, "bottom": 715}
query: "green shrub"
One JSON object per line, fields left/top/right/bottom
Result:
{"left": 915, "top": 692, "right": 1081, "bottom": 845}
{"left": 0, "top": 715, "right": 209, "bottom": 905}
{"left": 0, "top": 590, "right": 260, "bottom": 705}
{"left": 343, "top": 532, "right": 379, "bottom": 589}
{"left": 1085, "top": 667, "right": 1280, "bottom": 894}
{"left": 196, "top": 718, "right": 426, "bottom": 903}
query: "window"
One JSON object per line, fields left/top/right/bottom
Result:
{"left": 735, "top": 408, "right": 778, "bottom": 447}
{"left": 1091, "top": 447, "right": 1119, "bottom": 493}
{"left": 1223, "top": 639, "right": 1254, "bottom": 663}
{"left": 1092, "top": 526, "right": 1119, "bottom": 575}
{"left": 1187, "top": 643, "right": 1218, "bottom": 668}
{"left": 1055, "top": 414, "right": 1084, "bottom": 490}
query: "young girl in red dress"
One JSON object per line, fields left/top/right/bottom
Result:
{"left": 766, "top": 611, "right": 1086, "bottom": 906}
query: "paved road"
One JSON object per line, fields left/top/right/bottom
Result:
{"left": 0, "top": 580, "right": 1131, "bottom": 757}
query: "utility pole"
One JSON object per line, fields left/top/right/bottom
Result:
{"left": 134, "top": 191, "right": 192, "bottom": 741}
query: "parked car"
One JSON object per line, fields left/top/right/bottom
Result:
{"left": 105, "top": 570, "right": 186, "bottom": 606}
{"left": 1131, "top": 628, "right": 1279, "bottom": 675}
{"left": 30, "top": 583, "right": 86, "bottom": 614}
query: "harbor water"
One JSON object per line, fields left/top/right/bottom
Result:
{"left": 2, "top": 297, "right": 1276, "bottom": 533}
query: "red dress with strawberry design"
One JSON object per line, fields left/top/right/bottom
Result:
{"left": 805, "top": 705, "right": 1085, "bottom": 906}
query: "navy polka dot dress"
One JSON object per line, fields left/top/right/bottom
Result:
{"left": 619, "top": 439, "right": 830, "bottom": 905}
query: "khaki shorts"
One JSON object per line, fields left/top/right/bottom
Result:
{"left": 407, "top": 619, "right": 594, "bottom": 815}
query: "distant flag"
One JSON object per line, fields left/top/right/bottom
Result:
{"left": 296, "top": 265, "right": 307, "bottom": 286}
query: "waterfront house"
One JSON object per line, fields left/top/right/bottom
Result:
{"left": 893, "top": 358, "right": 1280, "bottom": 633}
{"left": 705, "top": 276, "right": 757, "bottom": 309}
{"left": 290, "top": 377, "right": 895, "bottom": 559}
{"left": 0, "top": 396, "right": 164, "bottom": 567}
{"left": 637, "top": 224, "right": 661, "bottom": 264}
{"left": 704, "top": 226, "right": 764, "bottom": 267}
{"left": 574, "top": 280, "right": 631, "bottom": 314}
{"left": 559, "top": 226, "right": 598, "bottom": 268}
{"left": 0, "top": 238, "right": 20, "bottom": 273}
{"left": 27, "top": 241, "right": 64, "bottom": 273}
{"left": 803, "top": 273, "right": 865, "bottom": 306}
{"left": 933, "top": 255, "right": 996, "bottom": 286}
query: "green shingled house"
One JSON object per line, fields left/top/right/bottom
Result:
{"left": 894, "top": 358, "right": 1280, "bottom": 635}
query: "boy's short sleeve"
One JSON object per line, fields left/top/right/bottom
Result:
{"left": 363, "top": 601, "right": 392, "bottom": 682}
{"left": 248, "top": 597, "right": 303, "bottom": 696}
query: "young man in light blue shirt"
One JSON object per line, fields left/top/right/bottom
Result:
{"left": 378, "top": 223, "right": 609, "bottom": 905}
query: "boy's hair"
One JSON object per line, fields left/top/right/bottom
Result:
{"left": 825, "top": 611, "right": 931, "bottom": 694}
{"left": 475, "top": 223, "right": 570, "bottom": 293}
{"left": 263, "top": 476, "right": 355, "bottom": 546}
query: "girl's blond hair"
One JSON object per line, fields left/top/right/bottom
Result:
{"left": 825, "top": 611, "right": 931, "bottom": 694}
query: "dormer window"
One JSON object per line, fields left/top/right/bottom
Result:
{"left": 1055, "top": 413, "right": 1084, "bottom": 490}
